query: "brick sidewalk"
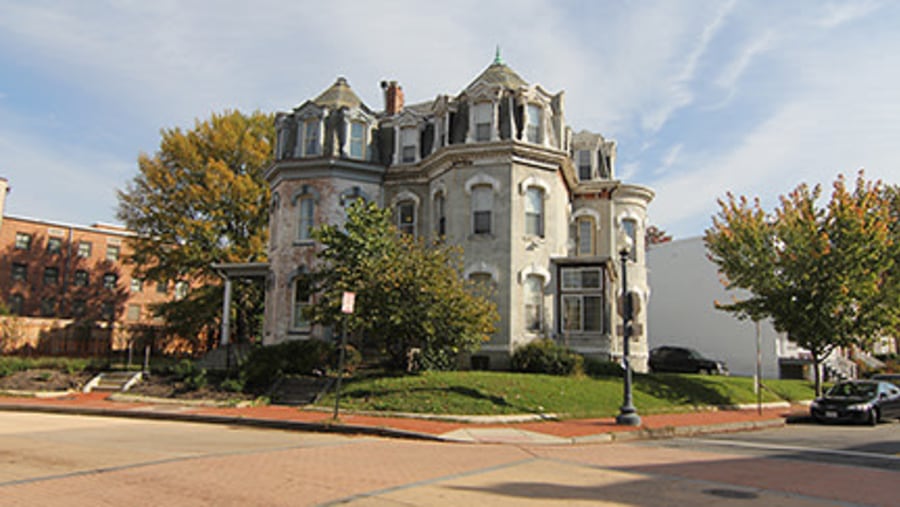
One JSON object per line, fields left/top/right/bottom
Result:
{"left": 0, "top": 391, "right": 797, "bottom": 443}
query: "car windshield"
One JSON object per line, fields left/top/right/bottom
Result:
{"left": 827, "top": 382, "right": 876, "bottom": 398}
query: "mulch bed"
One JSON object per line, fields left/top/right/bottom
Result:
{"left": 0, "top": 370, "right": 257, "bottom": 402}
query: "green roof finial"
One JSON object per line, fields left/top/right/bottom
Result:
{"left": 494, "top": 45, "right": 503, "bottom": 65}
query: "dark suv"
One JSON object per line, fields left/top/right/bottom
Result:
{"left": 648, "top": 346, "right": 728, "bottom": 375}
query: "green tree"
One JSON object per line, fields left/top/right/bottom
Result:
{"left": 117, "top": 110, "right": 275, "bottom": 350}
{"left": 705, "top": 172, "right": 898, "bottom": 396}
{"left": 306, "top": 201, "right": 498, "bottom": 370}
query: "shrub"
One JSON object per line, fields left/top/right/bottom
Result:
{"left": 330, "top": 343, "right": 362, "bottom": 374}
{"left": 242, "top": 339, "right": 332, "bottom": 389}
{"left": 584, "top": 357, "right": 624, "bottom": 377}
{"left": 510, "top": 339, "right": 583, "bottom": 376}
{"left": 219, "top": 377, "right": 245, "bottom": 393}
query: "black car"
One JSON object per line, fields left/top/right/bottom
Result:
{"left": 871, "top": 373, "right": 900, "bottom": 387}
{"left": 810, "top": 380, "right": 900, "bottom": 425}
{"left": 648, "top": 346, "right": 728, "bottom": 375}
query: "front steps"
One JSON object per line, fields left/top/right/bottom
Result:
{"left": 83, "top": 371, "right": 143, "bottom": 393}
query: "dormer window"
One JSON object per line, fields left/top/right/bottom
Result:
{"left": 526, "top": 104, "right": 542, "bottom": 144}
{"left": 400, "top": 127, "right": 417, "bottom": 163}
{"left": 473, "top": 102, "right": 492, "bottom": 142}
{"left": 577, "top": 150, "right": 592, "bottom": 181}
{"left": 349, "top": 121, "right": 366, "bottom": 159}
{"left": 302, "top": 119, "right": 320, "bottom": 156}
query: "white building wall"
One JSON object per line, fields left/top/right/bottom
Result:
{"left": 646, "top": 236, "right": 783, "bottom": 378}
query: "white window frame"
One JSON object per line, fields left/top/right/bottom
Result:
{"left": 576, "top": 216, "right": 595, "bottom": 256}
{"left": 400, "top": 127, "right": 417, "bottom": 163}
{"left": 526, "top": 103, "right": 542, "bottom": 144}
{"left": 433, "top": 191, "right": 446, "bottom": 238}
{"left": 524, "top": 274, "right": 544, "bottom": 332}
{"left": 560, "top": 267, "right": 604, "bottom": 334}
{"left": 302, "top": 119, "right": 320, "bottom": 157}
{"left": 77, "top": 241, "right": 92, "bottom": 258}
{"left": 473, "top": 102, "right": 492, "bottom": 142}
{"left": 14, "top": 233, "right": 31, "bottom": 250}
{"left": 298, "top": 196, "right": 315, "bottom": 241}
{"left": 396, "top": 200, "right": 416, "bottom": 236}
{"left": 525, "top": 187, "right": 545, "bottom": 238}
{"left": 46, "top": 237, "right": 62, "bottom": 255}
{"left": 103, "top": 273, "right": 117, "bottom": 290}
{"left": 471, "top": 185, "right": 493, "bottom": 235}
{"left": 577, "top": 150, "right": 592, "bottom": 181}
{"left": 349, "top": 121, "right": 366, "bottom": 159}
{"left": 11, "top": 263, "right": 27, "bottom": 282}
{"left": 106, "top": 245, "right": 120, "bottom": 262}
{"left": 291, "top": 277, "right": 311, "bottom": 332}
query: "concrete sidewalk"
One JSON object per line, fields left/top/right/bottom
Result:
{"left": 0, "top": 390, "right": 795, "bottom": 444}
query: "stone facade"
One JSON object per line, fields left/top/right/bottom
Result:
{"left": 263, "top": 57, "right": 654, "bottom": 370}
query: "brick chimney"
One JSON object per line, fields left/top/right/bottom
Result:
{"left": 381, "top": 80, "right": 404, "bottom": 115}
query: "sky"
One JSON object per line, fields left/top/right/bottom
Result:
{"left": 1, "top": 0, "right": 898, "bottom": 239}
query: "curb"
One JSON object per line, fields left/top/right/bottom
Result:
{"left": 0, "top": 402, "right": 446, "bottom": 442}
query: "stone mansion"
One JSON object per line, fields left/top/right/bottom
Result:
{"left": 253, "top": 56, "right": 654, "bottom": 370}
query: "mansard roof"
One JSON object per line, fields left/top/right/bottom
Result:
{"left": 312, "top": 77, "right": 367, "bottom": 110}
{"left": 463, "top": 61, "right": 529, "bottom": 94}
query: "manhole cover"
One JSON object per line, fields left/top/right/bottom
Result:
{"left": 703, "top": 488, "right": 759, "bottom": 500}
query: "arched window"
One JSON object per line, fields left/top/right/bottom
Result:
{"left": 292, "top": 276, "right": 311, "bottom": 332}
{"left": 576, "top": 216, "right": 595, "bottom": 256}
{"left": 298, "top": 196, "right": 315, "bottom": 241}
{"left": 471, "top": 185, "right": 493, "bottom": 235}
{"left": 397, "top": 200, "right": 416, "bottom": 236}
{"left": 433, "top": 192, "right": 446, "bottom": 238}
{"left": 525, "top": 187, "right": 545, "bottom": 238}
{"left": 524, "top": 274, "right": 544, "bottom": 332}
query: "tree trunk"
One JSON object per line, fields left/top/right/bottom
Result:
{"left": 812, "top": 351, "right": 822, "bottom": 398}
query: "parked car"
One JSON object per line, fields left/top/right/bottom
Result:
{"left": 870, "top": 373, "right": 900, "bottom": 387}
{"left": 810, "top": 380, "right": 900, "bottom": 425}
{"left": 648, "top": 346, "right": 728, "bottom": 375}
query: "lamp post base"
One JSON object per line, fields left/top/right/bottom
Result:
{"left": 616, "top": 408, "right": 641, "bottom": 426}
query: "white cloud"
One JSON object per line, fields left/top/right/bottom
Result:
{"left": 816, "top": 0, "right": 883, "bottom": 28}
{"left": 713, "top": 31, "right": 776, "bottom": 103}
{"left": 0, "top": 119, "right": 128, "bottom": 224}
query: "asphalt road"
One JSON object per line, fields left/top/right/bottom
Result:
{"left": 0, "top": 412, "right": 896, "bottom": 506}
{"left": 643, "top": 421, "right": 900, "bottom": 471}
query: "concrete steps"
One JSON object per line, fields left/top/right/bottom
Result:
{"left": 84, "top": 371, "right": 143, "bottom": 393}
{"left": 270, "top": 376, "right": 332, "bottom": 406}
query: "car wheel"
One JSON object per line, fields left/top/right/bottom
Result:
{"left": 867, "top": 408, "right": 879, "bottom": 426}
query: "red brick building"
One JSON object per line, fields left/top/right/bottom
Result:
{"left": 0, "top": 177, "right": 184, "bottom": 355}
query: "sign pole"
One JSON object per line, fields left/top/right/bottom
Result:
{"left": 333, "top": 292, "right": 355, "bottom": 421}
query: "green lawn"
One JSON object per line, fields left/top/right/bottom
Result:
{"left": 318, "top": 371, "right": 816, "bottom": 419}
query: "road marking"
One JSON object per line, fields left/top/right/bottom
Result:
{"left": 689, "top": 438, "right": 900, "bottom": 462}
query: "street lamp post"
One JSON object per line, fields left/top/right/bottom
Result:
{"left": 616, "top": 228, "right": 641, "bottom": 426}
